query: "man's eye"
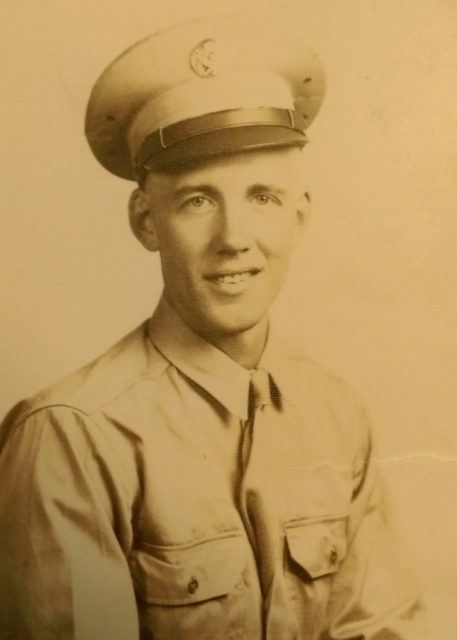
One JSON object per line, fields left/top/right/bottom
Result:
{"left": 179, "top": 195, "right": 214, "bottom": 214}
{"left": 189, "top": 196, "right": 208, "bottom": 208}
{"left": 254, "top": 194, "right": 272, "bottom": 205}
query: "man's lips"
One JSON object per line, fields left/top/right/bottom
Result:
{"left": 203, "top": 268, "right": 261, "bottom": 285}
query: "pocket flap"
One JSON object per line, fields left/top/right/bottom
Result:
{"left": 130, "top": 535, "right": 246, "bottom": 605}
{"left": 285, "top": 517, "right": 347, "bottom": 579}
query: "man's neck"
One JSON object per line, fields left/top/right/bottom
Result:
{"left": 200, "top": 319, "right": 269, "bottom": 370}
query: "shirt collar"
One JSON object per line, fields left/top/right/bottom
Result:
{"left": 147, "top": 296, "right": 301, "bottom": 420}
{"left": 257, "top": 326, "right": 303, "bottom": 408}
{"left": 147, "top": 297, "right": 251, "bottom": 420}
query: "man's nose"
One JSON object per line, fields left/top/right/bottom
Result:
{"left": 215, "top": 203, "right": 254, "bottom": 255}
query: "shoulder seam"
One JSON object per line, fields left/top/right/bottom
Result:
{"left": 93, "top": 361, "right": 172, "bottom": 414}
{"left": 13, "top": 403, "right": 90, "bottom": 429}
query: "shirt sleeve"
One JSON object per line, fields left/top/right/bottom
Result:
{"left": 0, "top": 405, "right": 140, "bottom": 640}
{"left": 324, "top": 407, "right": 427, "bottom": 639}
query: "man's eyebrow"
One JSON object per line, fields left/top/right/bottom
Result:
{"left": 246, "top": 183, "right": 287, "bottom": 196}
{"left": 172, "top": 184, "right": 220, "bottom": 200}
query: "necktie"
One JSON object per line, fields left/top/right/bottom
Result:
{"left": 249, "top": 367, "right": 272, "bottom": 415}
{"left": 240, "top": 368, "right": 271, "bottom": 474}
{"left": 236, "top": 367, "right": 272, "bottom": 549}
{"left": 238, "top": 370, "right": 299, "bottom": 638}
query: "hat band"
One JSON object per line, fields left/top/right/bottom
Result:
{"left": 135, "top": 107, "right": 307, "bottom": 177}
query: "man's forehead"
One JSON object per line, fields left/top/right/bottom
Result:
{"left": 144, "top": 146, "right": 306, "bottom": 192}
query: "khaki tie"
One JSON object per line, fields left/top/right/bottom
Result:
{"left": 240, "top": 367, "right": 272, "bottom": 473}
{"left": 236, "top": 367, "right": 272, "bottom": 559}
{"left": 238, "top": 369, "right": 298, "bottom": 638}
{"left": 249, "top": 368, "right": 272, "bottom": 412}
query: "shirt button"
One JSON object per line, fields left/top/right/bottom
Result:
{"left": 329, "top": 548, "right": 338, "bottom": 565}
{"left": 187, "top": 576, "right": 199, "bottom": 594}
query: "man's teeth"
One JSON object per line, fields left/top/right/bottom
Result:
{"left": 213, "top": 271, "right": 252, "bottom": 284}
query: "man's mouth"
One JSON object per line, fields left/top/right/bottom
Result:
{"left": 204, "top": 268, "right": 261, "bottom": 285}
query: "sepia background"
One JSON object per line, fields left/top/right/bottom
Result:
{"left": 1, "top": 0, "right": 456, "bottom": 635}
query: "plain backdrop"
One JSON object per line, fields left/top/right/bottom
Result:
{"left": 1, "top": 0, "right": 456, "bottom": 635}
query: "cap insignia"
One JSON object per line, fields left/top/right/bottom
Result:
{"left": 189, "top": 39, "right": 218, "bottom": 78}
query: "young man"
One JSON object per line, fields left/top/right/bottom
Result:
{"left": 0, "top": 15, "right": 425, "bottom": 640}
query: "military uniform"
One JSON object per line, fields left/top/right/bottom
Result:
{"left": 0, "top": 298, "right": 424, "bottom": 639}
{"left": 0, "top": 14, "right": 425, "bottom": 639}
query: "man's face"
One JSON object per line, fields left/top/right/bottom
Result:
{"left": 134, "top": 147, "right": 307, "bottom": 340}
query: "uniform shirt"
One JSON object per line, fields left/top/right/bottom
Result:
{"left": 0, "top": 297, "right": 425, "bottom": 640}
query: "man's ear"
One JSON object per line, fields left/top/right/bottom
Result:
{"left": 294, "top": 191, "right": 311, "bottom": 243}
{"left": 128, "top": 188, "right": 160, "bottom": 252}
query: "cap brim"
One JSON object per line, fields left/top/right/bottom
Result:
{"left": 140, "top": 125, "right": 307, "bottom": 175}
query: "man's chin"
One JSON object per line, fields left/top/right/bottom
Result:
{"left": 168, "top": 292, "right": 268, "bottom": 339}
{"left": 195, "top": 310, "right": 267, "bottom": 340}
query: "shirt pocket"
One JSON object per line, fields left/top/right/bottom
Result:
{"left": 283, "top": 516, "right": 348, "bottom": 638}
{"left": 285, "top": 515, "right": 347, "bottom": 579}
{"left": 129, "top": 534, "right": 248, "bottom": 640}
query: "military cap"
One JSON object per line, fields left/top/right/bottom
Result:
{"left": 85, "top": 14, "right": 325, "bottom": 182}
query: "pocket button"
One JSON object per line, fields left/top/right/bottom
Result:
{"left": 329, "top": 548, "right": 338, "bottom": 565}
{"left": 187, "top": 576, "right": 199, "bottom": 594}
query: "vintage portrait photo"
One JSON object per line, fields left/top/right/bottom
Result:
{"left": 1, "top": 0, "right": 456, "bottom": 637}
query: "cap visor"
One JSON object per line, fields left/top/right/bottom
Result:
{"left": 143, "top": 125, "right": 307, "bottom": 173}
